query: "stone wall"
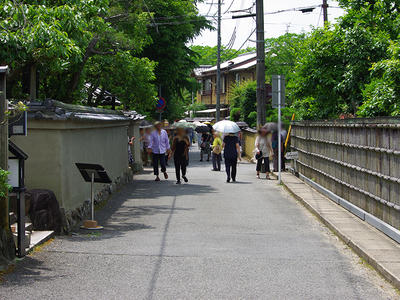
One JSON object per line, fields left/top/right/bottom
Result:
{"left": 10, "top": 101, "right": 144, "bottom": 232}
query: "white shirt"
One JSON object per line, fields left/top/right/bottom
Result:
{"left": 255, "top": 135, "right": 271, "bottom": 158}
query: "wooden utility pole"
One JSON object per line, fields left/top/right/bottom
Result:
{"left": 322, "top": 0, "right": 328, "bottom": 24}
{"left": 0, "top": 66, "right": 15, "bottom": 263}
{"left": 215, "top": 0, "right": 222, "bottom": 122}
{"left": 256, "top": 0, "right": 266, "bottom": 127}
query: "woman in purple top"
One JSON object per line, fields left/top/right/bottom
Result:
{"left": 147, "top": 121, "right": 171, "bottom": 181}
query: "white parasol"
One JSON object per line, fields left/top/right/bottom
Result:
{"left": 212, "top": 120, "right": 241, "bottom": 134}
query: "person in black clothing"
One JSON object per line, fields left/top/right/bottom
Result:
{"left": 200, "top": 132, "right": 212, "bottom": 161}
{"left": 170, "top": 127, "right": 190, "bottom": 184}
{"left": 223, "top": 133, "right": 241, "bottom": 183}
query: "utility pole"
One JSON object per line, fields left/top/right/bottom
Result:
{"left": 256, "top": 0, "right": 266, "bottom": 128}
{"left": 322, "top": 0, "right": 328, "bottom": 24}
{"left": 215, "top": 0, "right": 222, "bottom": 122}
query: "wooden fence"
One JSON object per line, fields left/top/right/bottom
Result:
{"left": 291, "top": 118, "right": 400, "bottom": 229}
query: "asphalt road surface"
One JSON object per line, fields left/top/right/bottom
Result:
{"left": 0, "top": 150, "right": 398, "bottom": 299}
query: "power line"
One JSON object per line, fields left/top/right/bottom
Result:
{"left": 223, "top": 0, "right": 236, "bottom": 14}
{"left": 224, "top": 27, "right": 256, "bottom": 61}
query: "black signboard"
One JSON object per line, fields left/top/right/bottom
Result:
{"left": 75, "top": 163, "right": 112, "bottom": 183}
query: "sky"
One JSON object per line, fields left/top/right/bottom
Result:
{"left": 191, "top": 0, "right": 345, "bottom": 49}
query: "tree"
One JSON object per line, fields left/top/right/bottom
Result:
{"left": 289, "top": 0, "right": 399, "bottom": 120}
{"left": 140, "top": 0, "right": 211, "bottom": 120}
{"left": 0, "top": 0, "right": 157, "bottom": 112}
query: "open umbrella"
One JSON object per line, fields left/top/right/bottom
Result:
{"left": 139, "top": 120, "right": 153, "bottom": 129}
{"left": 195, "top": 123, "right": 210, "bottom": 133}
{"left": 213, "top": 120, "right": 241, "bottom": 134}
{"left": 172, "top": 120, "right": 196, "bottom": 129}
{"left": 262, "top": 122, "right": 278, "bottom": 133}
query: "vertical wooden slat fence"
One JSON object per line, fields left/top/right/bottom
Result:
{"left": 291, "top": 118, "right": 400, "bottom": 229}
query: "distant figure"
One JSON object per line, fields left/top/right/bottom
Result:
{"left": 170, "top": 127, "right": 190, "bottom": 184}
{"left": 211, "top": 132, "right": 222, "bottom": 171}
{"left": 200, "top": 132, "right": 212, "bottom": 162}
{"left": 141, "top": 128, "right": 152, "bottom": 167}
{"left": 255, "top": 128, "right": 273, "bottom": 179}
{"left": 128, "top": 135, "right": 135, "bottom": 167}
{"left": 147, "top": 121, "right": 170, "bottom": 181}
{"left": 272, "top": 126, "right": 286, "bottom": 172}
{"left": 223, "top": 133, "right": 241, "bottom": 183}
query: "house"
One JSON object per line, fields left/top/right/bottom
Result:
{"left": 193, "top": 52, "right": 257, "bottom": 117}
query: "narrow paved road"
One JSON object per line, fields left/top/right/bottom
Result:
{"left": 1, "top": 150, "right": 397, "bottom": 299}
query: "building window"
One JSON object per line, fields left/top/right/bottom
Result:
{"left": 202, "top": 78, "right": 212, "bottom": 95}
{"left": 221, "top": 75, "right": 226, "bottom": 93}
{"left": 235, "top": 73, "right": 240, "bottom": 84}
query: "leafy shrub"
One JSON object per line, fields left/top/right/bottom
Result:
{"left": 247, "top": 111, "right": 257, "bottom": 128}
{"left": 230, "top": 107, "right": 241, "bottom": 121}
{"left": 0, "top": 168, "right": 11, "bottom": 199}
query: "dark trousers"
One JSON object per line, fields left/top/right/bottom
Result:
{"left": 212, "top": 153, "right": 221, "bottom": 171}
{"left": 273, "top": 148, "right": 285, "bottom": 171}
{"left": 224, "top": 156, "right": 237, "bottom": 181}
{"left": 174, "top": 155, "right": 187, "bottom": 182}
{"left": 256, "top": 157, "right": 270, "bottom": 172}
{"left": 153, "top": 153, "right": 166, "bottom": 176}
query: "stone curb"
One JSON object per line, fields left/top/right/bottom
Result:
{"left": 281, "top": 174, "right": 400, "bottom": 290}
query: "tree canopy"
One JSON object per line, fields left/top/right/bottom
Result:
{"left": 0, "top": 0, "right": 209, "bottom": 117}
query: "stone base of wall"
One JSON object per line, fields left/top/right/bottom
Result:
{"left": 0, "top": 228, "right": 15, "bottom": 271}
{"left": 61, "top": 169, "right": 134, "bottom": 233}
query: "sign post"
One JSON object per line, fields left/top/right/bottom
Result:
{"left": 272, "top": 75, "right": 285, "bottom": 184}
{"left": 156, "top": 97, "right": 166, "bottom": 121}
{"left": 75, "top": 163, "right": 112, "bottom": 230}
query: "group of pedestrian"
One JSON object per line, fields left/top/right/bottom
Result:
{"left": 254, "top": 125, "right": 286, "bottom": 180}
{"left": 143, "top": 119, "right": 286, "bottom": 185}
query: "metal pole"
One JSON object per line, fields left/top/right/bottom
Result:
{"left": 91, "top": 172, "right": 94, "bottom": 221}
{"left": 322, "top": 0, "right": 328, "bottom": 24}
{"left": 17, "top": 190, "right": 25, "bottom": 257}
{"left": 216, "top": 0, "right": 221, "bottom": 122}
{"left": 190, "top": 91, "right": 194, "bottom": 118}
{"left": 256, "top": 0, "right": 266, "bottom": 128}
{"left": 278, "top": 75, "right": 282, "bottom": 184}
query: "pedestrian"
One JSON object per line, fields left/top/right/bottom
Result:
{"left": 169, "top": 127, "right": 190, "bottom": 184}
{"left": 200, "top": 132, "right": 212, "bottom": 162}
{"left": 165, "top": 128, "right": 172, "bottom": 166}
{"left": 147, "top": 121, "right": 170, "bottom": 181}
{"left": 223, "top": 133, "right": 241, "bottom": 183}
{"left": 255, "top": 128, "right": 273, "bottom": 179}
{"left": 211, "top": 131, "right": 222, "bottom": 171}
{"left": 197, "top": 132, "right": 203, "bottom": 150}
{"left": 128, "top": 135, "right": 135, "bottom": 168}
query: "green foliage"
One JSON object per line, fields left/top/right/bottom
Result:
{"left": 247, "top": 111, "right": 257, "bottom": 128}
{"left": 230, "top": 107, "right": 241, "bottom": 122}
{"left": 141, "top": 0, "right": 210, "bottom": 120}
{"left": 0, "top": 169, "right": 11, "bottom": 199}
{"left": 265, "top": 107, "right": 297, "bottom": 128}
{"left": 187, "top": 102, "right": 206, "bottom": 117}
{"left": 1, "top": 0, "right": 208, "bottom": 118}
{"left": 230, "top": 80, "right": 257, "bottom": 125}
{"left": 358, "top": 43, "right": 400, "bottom": 117}
{"left": 288, "top": 0, "right": 400, "bottom": 120}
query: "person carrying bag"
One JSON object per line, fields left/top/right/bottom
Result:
{"left": 211, "top": 132, "right": 223, "bottom": 171}
{"left": 255, "top": 128, "right": 273, "bottom": 180}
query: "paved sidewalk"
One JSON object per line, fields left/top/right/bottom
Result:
{"left": 0, "top": 150, "right": 398, "bottom": 299}
{"left": 282, "top": 172, "right": 400, "bottom": 289}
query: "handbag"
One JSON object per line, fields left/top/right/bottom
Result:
{"left": 255, "top": 151, "right": 263, "bottom": 160}
{"left": 213, "top": 144, "right": 222, "bottom": 154}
